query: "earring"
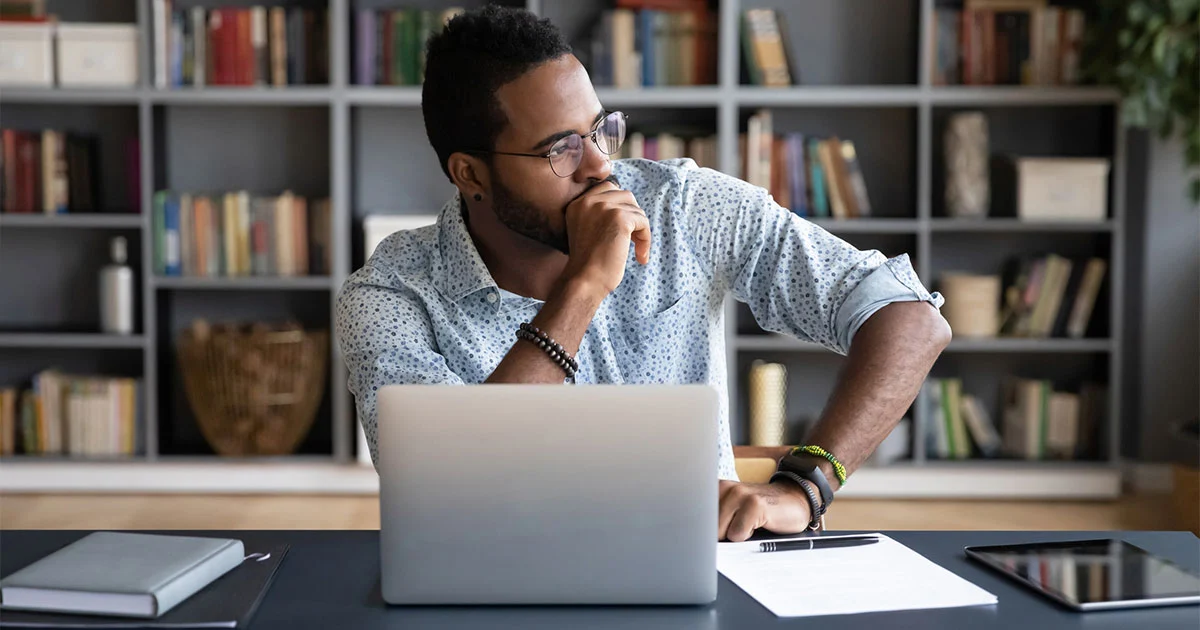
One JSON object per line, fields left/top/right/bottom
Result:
{"left": 474, "top": 193, "right": 482, "bottom": 202}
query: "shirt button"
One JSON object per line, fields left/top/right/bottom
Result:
{"left": 486, "top": 293, "right": 498, "bottom": 304}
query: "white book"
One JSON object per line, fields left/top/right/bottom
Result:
{"left": 961, "top": 394, "right": 1002, "bottom": 457}
{"left": 0, "top": 532, "right": 244, "bottom": 619}
{"left": 191, "top": 7, "right": 206, "bottom": 86}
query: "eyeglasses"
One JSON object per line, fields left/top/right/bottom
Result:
{"left": 466, "top": 111, "right": 628, "bottom": 178}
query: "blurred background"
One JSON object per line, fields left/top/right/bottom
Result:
{"left": 0, "top": 0, "right": 1196, "bottom": 534}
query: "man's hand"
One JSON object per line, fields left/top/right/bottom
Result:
{"left": 718, "top": 480, "right": 813, "bottom": 542}
{"left": 560, "top": 180, "right": 652, "bottom": 296}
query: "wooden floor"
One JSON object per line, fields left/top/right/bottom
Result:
{"left": 0, "top": 493, "right": 1184, "bottom": 531}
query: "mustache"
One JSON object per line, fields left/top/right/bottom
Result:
{"left": 569, "top": 174, "right": 621, "bottom": 205}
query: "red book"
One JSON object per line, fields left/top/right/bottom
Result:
{"left": 236, "top": 9, "right": 250, "bottom": 85}
{"left": 208, "top": 9, "right": 226, "bottom": 85}
{"left": 18, "top": 132, "right": 37, "bottom": 214}
{"left": 2, "top": 129, "right": 17, "bottom": 213}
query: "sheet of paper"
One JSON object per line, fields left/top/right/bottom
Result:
{"left": 717, "top": 533, "right": 997, "bottom": 617}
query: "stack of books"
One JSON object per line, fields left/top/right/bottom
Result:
{"left": 1, "top": 129, "right": 131, "bottom": 214}
{"left": 740, "top": 110, "right": 871, "bottom": 219}
{"left": 740, "top": 8, "right": 796, "bottom": 86}
{"left": 588, "top": 0, "right": 718, "bottom": 88}
{"left": 925, "top": 377, "right": 1105, "bottom": 461}
{"left": 1001, "top": 379, "right": 1105, "bottom": 461}
{"left": 152, "top": 190, "right": 331, "bottom": 278}
{"left": 0, "top": 372, "right": 143, "bottom": 458}
{"left": 152, "top": 1, "right": 330, "bottom": 88}
{"left": 999, "top": 254, "right": 1106, "bottom": 339}
{"left": 618, "top": 131, "right": 718, "bottom": 170}
{"left": 931, "top": 0, "right": 1086, "bottom": 86}
{"left": 353, "top": 6, "right": 463, "bottom": 86}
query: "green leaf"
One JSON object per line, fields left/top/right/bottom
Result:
{"left": 1186, "top": 138, "right": 1200, "bottom": 165}
{"left": 1128, "top": 1, "right": 1150, "bottom": 23}
{"left": 1189, "top": 178, "right": 1200, "bottom": 205}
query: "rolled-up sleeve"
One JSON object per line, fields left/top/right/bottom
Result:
{"left": 678, "top": 162, "right": 943, "bottom": 355}
{"left": 335, "top": 263, "right": 465, "bottom": 471}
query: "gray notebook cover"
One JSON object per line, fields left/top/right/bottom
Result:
{"left": 0, "top": 532, "right": 244, "bottom": 618}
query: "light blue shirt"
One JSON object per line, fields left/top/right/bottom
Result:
{"left": 336, "top": 158, "right": 944, "bottom": 480}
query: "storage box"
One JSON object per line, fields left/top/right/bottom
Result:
{"left": 0, "top": 22, "right": 54, "bottom": 86}
{"left": 1015, "top": 157, "right": 1111, "bottom": 222}
{"left": 56, "top": 23, "right": 138, "bottom": 87}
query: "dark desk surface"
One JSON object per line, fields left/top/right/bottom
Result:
{"left": 2, "top": 530, "right": 1197, "bottom": 629}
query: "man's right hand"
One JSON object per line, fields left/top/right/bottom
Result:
{"left": 560, "top": 180, "right": 652, "bottom": 296}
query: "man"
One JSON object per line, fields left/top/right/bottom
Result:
{"left": 336, "top": 6, "right": 951, "bottom": 542}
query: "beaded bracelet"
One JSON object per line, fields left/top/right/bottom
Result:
{"left": 793, "top": 445, "right": 848, "bottom": 487}
{"left": 516, "top": 322, "right": 578, "bottom": 378}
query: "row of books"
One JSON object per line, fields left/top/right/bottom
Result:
{"left": 931, "top": 2, "right": 1086, "bottom": 86}
{"left": 152, "top": 1, "right": 329, "bottom": 88}
{"left": 740, "top": 110, "right": 872, "bottom": 219}
{"left": 153, "top": 190, "right": 331, "bottom": 278}
{"left": 588, "top": 0, "right": 718, "bottom": 88}
{"left": 1, "top": 129, "right": 122, "bottom": 214}
{"left": 0, "top": 372, "right": 143, "bottom": 457}
{"left": 616, "top": 132, "right": 718, "bottom": 171}
{"left": 925, "top": 377, "right": 1104, "bottom": 461}
{"left": 740, "top": 8, "right": 796, "bottom": 87}
{"left": 353, "top": 7, "right": 462, "bottom": 86}
{"left": 999, "top": 255, "right": 1106, "bottom": 339}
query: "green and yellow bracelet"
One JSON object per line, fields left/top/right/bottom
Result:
{"left": 793, "top": 445, "right": 847, "bottom": 486}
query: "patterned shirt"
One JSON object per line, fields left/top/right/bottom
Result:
{"left": 336, "top": 158, "right": 944, "bottom": 480}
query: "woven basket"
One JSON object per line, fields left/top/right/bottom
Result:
{"left": 178, "top": 320, "right": 328, "bottom": 456}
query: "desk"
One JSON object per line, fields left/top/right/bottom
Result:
{"left": 2, "top": 530, "right": 1197, "bottom": 629}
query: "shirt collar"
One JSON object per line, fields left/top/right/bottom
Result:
{"left": 434, "top": 193, "right": 498, "bottom": 304}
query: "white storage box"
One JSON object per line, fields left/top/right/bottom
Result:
{"left": 0, "top": 22, "right": 54, "bottom": 86}
{"left": 56, "top": 23, "right": 138, "bottom": 87}
{"left": 1016, "top": 157, "right": 1111, "bottom": 222}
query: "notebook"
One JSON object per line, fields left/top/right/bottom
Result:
{"left": 0, "top": 540, "right": 288, "bottom": 629}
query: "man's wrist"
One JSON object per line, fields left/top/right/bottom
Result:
{"left": 553, "top": 273, "right": 609, "bottom": 310}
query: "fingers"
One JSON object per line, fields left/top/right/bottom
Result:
{"left": 625, "top": 208, "right": 652, "bottom": 264}
{"left": 727, "top": 503, "right": 762, "bottom": 543}
{"left": 718, "top": 481, "right": 768, "bottom": 542}
{"left": 717, "top": 481, "right": 740, "bottom": 541}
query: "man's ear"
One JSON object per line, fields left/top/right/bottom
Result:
{"left": 447, "top": 152, "right": 490, "bottom": 200}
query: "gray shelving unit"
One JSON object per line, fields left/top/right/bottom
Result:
{"left": 0, "top": 0, "right": 1124, "bottom": 496}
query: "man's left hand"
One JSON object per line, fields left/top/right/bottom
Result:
{"left": 718, "top": 480, "right": 813, "bottom": 542}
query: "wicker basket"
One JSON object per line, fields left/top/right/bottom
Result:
{"left": 178, "top": 320, "right": 328, "bottom": 456}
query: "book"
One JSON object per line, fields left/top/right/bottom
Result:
{"left": 0, "top": 533, "right": 243, "bottom": 619}
{"left": 0, "top": 539, "right": 288, "bottom": 629}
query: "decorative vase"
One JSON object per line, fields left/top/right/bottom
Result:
{"left": 748, "top": 361, "right": 787, "bottom": 447}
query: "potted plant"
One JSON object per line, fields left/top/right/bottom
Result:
{"left": 1084, "top": 0, "right": 1199, "bottom": 202}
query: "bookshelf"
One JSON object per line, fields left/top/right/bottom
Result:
{"left": 0, "top": 0, "right": 1123, "bottom": 498}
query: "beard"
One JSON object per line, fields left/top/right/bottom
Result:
{"left": 490, "top": 176, "right": 570, "bottom": 255}
{"left": 489, "top": 174, "right": 621, "bottom": 256}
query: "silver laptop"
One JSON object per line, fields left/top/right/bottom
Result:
{"left": 376, "top": 384, "right": 719, "bottom": 606}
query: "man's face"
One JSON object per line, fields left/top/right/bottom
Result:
{"left": 487, "top": 55, "right": 615, "bottom": 254}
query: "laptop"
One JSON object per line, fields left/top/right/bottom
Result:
{"left": 376, "top": 384, "right": 719, "bottom": 605}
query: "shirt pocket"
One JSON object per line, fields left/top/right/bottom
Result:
{"left": 609, "top": 293, "right": 693, "bottom": 383}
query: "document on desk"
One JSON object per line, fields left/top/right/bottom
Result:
{"left": 718, "top": 533, "right": 997, "bottom": 617}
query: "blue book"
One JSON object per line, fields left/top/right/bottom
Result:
{"left": 164, "top": 194, "right": 181, "bottom": 276}
{"left": 807, "top": 137, "right": 830, "bottom": 218}
{"left": 170, "top": 11, "right": 184, "bottom": 87}
{"left": 788, "top": 133, "right": 808, "bottom": 217}
{"left": 639, "top": 10, "right": 655, "bottom": 87}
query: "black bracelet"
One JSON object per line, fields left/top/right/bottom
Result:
{"left": 518, "top": 323, "right": 579, "bottom": 372}
{"left": 770, "top": 470, "right": 825, "bottom": 531}
{"left": 516, "top": 323, "right": 578, "bottom": 378}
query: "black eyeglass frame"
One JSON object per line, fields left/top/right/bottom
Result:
{"left": 461, "top": 111, "right": 629, "bottom": 177}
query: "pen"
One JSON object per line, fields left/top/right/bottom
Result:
{"left": 759, "top": 536, "right": 880, "bottom": 553}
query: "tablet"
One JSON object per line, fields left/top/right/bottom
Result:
{"left": 964, "top": 539, "right": 1200, "bottom": 611}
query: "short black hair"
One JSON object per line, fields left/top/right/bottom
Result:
{"left": 422, "top": 6, "right": 573, "bottom": 182}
